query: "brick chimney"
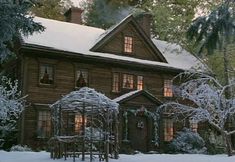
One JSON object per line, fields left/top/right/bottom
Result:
{"left": 135, "top": 12, "right": 152, "bottom": 37}
{"left": 64, "top": 7, "right": 83, "bottom": 24}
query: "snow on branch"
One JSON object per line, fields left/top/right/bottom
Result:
{"left": 161, "top": 71, "right": 235, "bottom": 134}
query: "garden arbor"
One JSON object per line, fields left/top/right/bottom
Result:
{"left": 50, "top": 87, "right": 119, "bottom": 162}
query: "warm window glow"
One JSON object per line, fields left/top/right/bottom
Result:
{"left": 37, "top": 111, "right": 51, "bottom": 138}
{"left": 75, "top": 114, "right": 87, "bottom": 134}
{"left": 190, "top": 120, "right": 198, "bottom": 132}
{"left": 164, "top": 79, "right": 173, "bottom": 97}
{"left": 76, "top": 69, "right": 88, "bottom": 87}
{"left": 164, "top": 118, "right": 173, "bottom": 141}
{"left": 137, "top": 76, "right": 143, "bottom": 90}
{"left": 123, "top": 74, "right": 134, "bottom": 89}
{"left": 124, "top": 36, "right": 133, "bottom": 53}
{"left": 112, "top": 73, "right": 120, "bottom": 92}
{"left": 39, "top": 64, "right": 54, "bottom": 85}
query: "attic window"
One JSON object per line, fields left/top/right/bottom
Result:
{"left": 124, "top": 36, "right": 133, "bottom": 53}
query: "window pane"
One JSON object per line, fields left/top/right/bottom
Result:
{"left": 37, "top": 111, "right": 51, "bottom": 138}
{"left": 164, "top": 118, "right": 173, "bottom": 141}
{"left": 124, "top": 36, "right": 133, "bottom": 53}
{"left": 190, "top": 120, "right": 198, "bottom": 132}
{"left": 75, "top": 114, "right": 87, "bottom": 134}
{"left": 137, "top": 76, "right": 143, "bottom": 90}
{"left": 164, "top": 79, "right": 173, "bottom": 97}
{"left": 123, "top": 74, "right": 134, "bottom": 89}
{"left": 76, "top": 69, "right": 88, "bottom": 87}
{"left": 112, "top": 73, "right": 120, "bottom": 92}
{"left": 39, "top": 64, "right": 54, "bottom": 84}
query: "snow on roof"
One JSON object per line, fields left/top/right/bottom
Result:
{"left": 152, "top": 39, "right": 207, "bottom": 72}
{"left": 113, "top": 90, "right": 141, "bottom": 103}
{"left": 22, "top": 17, "right": 206, "bottom": 71}
{"left": 50, "top": 87, "right": 119, "bottom": 111}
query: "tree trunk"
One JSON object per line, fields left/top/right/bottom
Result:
{"left": 223, "top": 46, "right": 230, "bottom": 98}
{"left": 222, "top": 131, "right": 233, "bottom": 156}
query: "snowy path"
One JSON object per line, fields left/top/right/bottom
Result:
{"left": 0, "top": 151, "right": 235, "bottom": 162}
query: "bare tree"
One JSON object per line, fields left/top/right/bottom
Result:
{"left": 160, "top": 72, "right": 235, "bottom": 156}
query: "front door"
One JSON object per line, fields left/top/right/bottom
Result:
{"left": 128, "top": 114, "right": 148, "bottom": 152}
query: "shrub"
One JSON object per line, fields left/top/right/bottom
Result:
{"left": 10, "top": 145, "right": 32, "bottom": 152}
{"left": 169, "top": 128, "right": 207, "bottom": 154}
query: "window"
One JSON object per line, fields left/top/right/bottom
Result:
{"left": 124, "top": 36, "right": 133, "bottom": 53}
{"left": 37, "top": 111, "right": 51, "bottom": 138}
{"left": 39, "top": 64, "right": 54, "bottom": 85}
{"left": 190, "top": 120, "right": 198, "bottom": 132}
{"left": 122, "top": 74, "right": 134, "bottom": 89}
{"left": 164, "top": 118, "right": 173, "bottom": 141}
{"left": 164, "top": 79, "right": 173, "bottom": 97}
{"left": 75, "top": 114, "right": 87, "bottom": 134}
{"left": 112, "top": 73, "right": 120, "bottom": 92}
{"left": 137, "top": 76, "right": 143, "bottom": 90}
{"left": 76, "top": 69, "right": 88, "bottom": 87}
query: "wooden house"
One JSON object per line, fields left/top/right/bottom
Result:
{"left": 9, "top": 8, "right": 205, "bottom": 152}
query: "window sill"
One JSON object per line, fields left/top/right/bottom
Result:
{"left": 38, "top": 83, "right": 56, "bottom": 88}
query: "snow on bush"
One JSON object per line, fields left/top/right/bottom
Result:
{"left": 0, "top": 77, "right": 25, "bottom": 148}
{"left": 169, "top": 128, "right": 207, "bottom": 154}
{"left": 10, "top": 145, "right": 32, "bottom": 152}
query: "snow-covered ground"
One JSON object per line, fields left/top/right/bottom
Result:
{"left": 0, "top": 151, "right": 235, "bottom": 162}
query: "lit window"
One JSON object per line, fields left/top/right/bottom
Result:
{"left": 37, "top": 111, "right": 51, "bottom": 138}
{"left": 190, "top": 120, "right": 198, "bottom": 132}
{"left": 39, "top": 64, "right": 54, "bottom": 85}
{"left": 164, "top": 118, "right": 173, "bottom": 141}
{"left": 124, "top": 36, "right": 133, "bottom": 53}
{"left": 123, "top": 74, "right": 134, "bottom": 89}
{"left": 112, "top": 73, "right": 120, "bottom": 92}
{"left": 75, "top": 114, "right": 87, "bottom": 134}
{"left": 164, "top": 79, "right": 173, "bottom": 97}
{"left": 137, "top": 76, "right": 143, "bottom": 90}
{"left": 76, "top": 69, "right": 88, "bottom": 87}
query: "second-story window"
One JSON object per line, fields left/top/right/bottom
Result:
{"left": 123, "top": 74, "right": 134, "bottom": 89}
{"left": 39, "top": 64, "right": 54, "bottom": 85}
{"left": 164, "top": 79, "right": 173, "bottom": 97}
{"left": 76, "top": 69, "right": 88, "bottom": 88}
{"left": 124, "top": 36, "right": 133, "bottom": 53}
{"left": 137, "top": 76, "right": 143, "bottom": 90}
{"left": 112, "top": 73, "right": 120, "bottom": 92}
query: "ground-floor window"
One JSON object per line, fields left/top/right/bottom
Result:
{"left": 164, "top": 118, "right": 174, "bottom": 141}
{"left": 189, "top": 120, "right": 198, "bottom": 132}
{"left": 37, "top": 111, "right": 51, "bottom": 138}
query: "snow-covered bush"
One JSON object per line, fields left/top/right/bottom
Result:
{"left": 0, "top": 77, "right": 25, "bottom": 149}
{"left": 10, "top": 145, "right": 32, "bottom": 152}
{"left": 169, "top": 128, "right": 207, "bottom": 154}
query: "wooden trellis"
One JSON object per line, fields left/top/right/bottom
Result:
{"left": 49, "top": 87, "right": 119, "bottom": 162}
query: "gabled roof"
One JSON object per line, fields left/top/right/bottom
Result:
{"left": 113, "top": 90, "right": 162, "bottom": 105}
{"left": 90, "top": 15, "right": 167, "bottom": 63}
{"left": 21, "top": 16, "right": 207, "bottom": 72}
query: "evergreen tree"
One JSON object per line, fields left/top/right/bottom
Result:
{"left": 30, "top": 0, "right": 72, "bottom": 21}
{"left": 0, "top": 0, "right": 44, "bottom": 63}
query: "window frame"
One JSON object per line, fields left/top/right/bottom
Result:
{"left": 37, "top": 110, "right": 51, "bottom": 138}
{"left": 112, "top": 72, "right": 120, "bottom": 93}
{"left": 164, "top": 79, "right": 173, "bottom": 97}
{"left": 124, "top": 36, "right": 133, "bottom": 54}
{"left": 38, "top": 63, "right": 55, "bottom": 87}
{"left": 122, "top": 73, "right": 134, "bottom": 89}
{"left": 164, "top": 118, "right": 174, "bottom": 142}
{"left": 75, "top": 69, "right": 89, "bottom": 88}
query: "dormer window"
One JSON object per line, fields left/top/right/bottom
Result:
{"left": 124, "top": 36, "right": 133, "bottom": 53}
